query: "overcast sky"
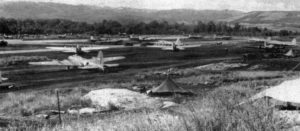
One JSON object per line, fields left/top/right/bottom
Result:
{"left": 1, "top": 0, "right": 299, "bottom": 12}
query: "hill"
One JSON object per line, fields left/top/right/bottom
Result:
{"left": 0, "top": 1, "right": 242, "bottom": 24}
{"left": 225, "top": 11, "right": 300, "bottom": 31}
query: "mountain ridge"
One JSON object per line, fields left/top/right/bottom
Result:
{"left": 224, "top": 11, "right": 300, "bottom": 31}
{"left": 0, "top": 1, "right": 243, "bottom": 24}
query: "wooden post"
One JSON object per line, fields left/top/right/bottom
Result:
{"left": 265, "top": 96, "right": 270, "bottom": 107}
{"left": 56, "top": 90, "right": 62, "bottom": 125}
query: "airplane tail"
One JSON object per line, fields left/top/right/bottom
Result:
{"left": 89, "top": 51, "right": 105, "bottom": 70}
{"left": 267, "top": 37, "right": 271, "bottom": 41}
{"left": 292, "top": 38, "right": 297, "bottom": 46}
{"left": 264, "top": 41, "right": 267, "bottom": 48}
{"left": 175, "top": 38, "right": 183, "bottom": 46}
{"left": 213, "top": 34, "right": 217, "bottom": 39}
{"left": 75, "top": 44, "right": 82, "bottom": 54}
{"left": 97, "top": 51, "right": 104, "bottom": 65}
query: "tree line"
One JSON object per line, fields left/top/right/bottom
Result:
{"left": 0, "top": 17, "right": 296, "bottom": 36}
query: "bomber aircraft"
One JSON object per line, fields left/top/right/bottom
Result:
{"left": 147, "top": 38, "right": 202, "bottom": 52}
{"left": 249, "top": 37, "right": 297, "bottom": 49}
{"left": 29, "top": 51, "right": 125, "bottom": 71}
{"left": 247, "top": 37, "right": 298, "bottom": 58}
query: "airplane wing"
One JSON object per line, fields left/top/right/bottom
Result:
{"left": 46, "top": 47, "right": 76, "bottom": 53}
{"left": 104, "top": 64, "right": 120, "bottom": 67}
{"left": 181, "top": 44, "right": 202, "bottom": 48}
{"left": 249, "top": 37, "right": 297, "bottom": 46}
{"left": 1, "top": 77, "right": 8, "bottom": 81}
{"left": 104, "top": 56, "right": 125, "bottom": 62}
{"left": 29, "top": 59, "right": 81, "bottom": 66}
{"left": 146, "top": 45, "right": 166, "bottom": 48}
{"left": 161, "top": 47, "right": 175, "bottom": 50}
{"left": 268, "top": 40, "right": 294, "bottom": 46}
{"left": 81, "top": 46, "right": 110, "bottom": 52}
{"left": 248, "top": 38, "right": 266, "bottom": 42}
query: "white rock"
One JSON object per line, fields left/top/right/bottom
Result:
{"left": 35, "top": 114, "right": 48, "bottom": 119}
{"left": 132, "top": 86, "right": 140, "bottom": 91}
{"left": 79, "top": 108, "right": 97, "bottom": 115}
{"left": 195, "top": 62, "right": 247, "bottom": 71}
{"left": 67, "top": 109, "right": 79, "bottom": 115}
{"left": 161, "top": 101, "right": 179, "bottom": 109}
{"left": 82, "top": 89, "right": 161, "bottom": 110}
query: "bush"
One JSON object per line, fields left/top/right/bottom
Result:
{"left": 107, "top": 102, "right": 119, "bottom": 111}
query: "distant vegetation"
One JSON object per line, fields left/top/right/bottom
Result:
{"left": 0, "top": 2, "right": 298, "bottom": 34}
{"left": 0, "top": 18, "right": 294, "bottom": 36}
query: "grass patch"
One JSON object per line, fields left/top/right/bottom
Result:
{"left": 34, "top": 82, "right": 287, "bottom": 131}
{"left": 1, "top": 70, "right": 299, "bottom": 130}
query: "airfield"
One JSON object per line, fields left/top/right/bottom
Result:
{"left": 0, "top": 37, "right": 299, "bottom": 92}
{"left": 1, "top": 36, "right": 300, "bottom": 130}
{"left": 0, "top": 38, "right": 247, "bottom": 92}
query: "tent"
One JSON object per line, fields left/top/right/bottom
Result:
{"left": 284, "top": 49, "right": 295, "bottom": 57}
{"left": 251, "top": 78, "right": 300, "bottom": 104}
{"left": 150, "top": 77, "right": 191, "bottom": 96}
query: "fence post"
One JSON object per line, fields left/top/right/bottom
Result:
{"left": 56, "top": 89, "right": 62, "bottom": 125}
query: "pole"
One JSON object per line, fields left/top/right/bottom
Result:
{"left": 56, "top": 90, "right": 62, "bottom": 125}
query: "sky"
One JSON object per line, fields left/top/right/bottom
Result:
{"left": 0, "top": 0, "right": 299, "bottom": 12}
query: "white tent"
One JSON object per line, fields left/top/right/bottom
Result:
{"left": 175, "top": 38, "right": 184, "bottom": 46}
{"left": 284, "top": 49, "right": 295, "bottom": 57}
{"left": 251, "top": 78, "right": 300, "bottom": 104}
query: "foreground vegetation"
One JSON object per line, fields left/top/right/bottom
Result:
{"left": 0, "top": 69, "right": 299, "bottom": 131}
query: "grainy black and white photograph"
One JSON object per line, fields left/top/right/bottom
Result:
{"left": 0, "top": 0, "right": 300, "bottom": 130}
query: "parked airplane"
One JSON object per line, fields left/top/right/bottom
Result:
{"left": 29, "top": 51, "right": 125, "bottom": 71}
{"left": 247, "top": 37, "right": 298, "bottom": 58}
{"left": 249, "top": 37, "right": 298, "bottom": 49}
{"left": 46, "top": 45, "right": 110, "bottom": 54}
{"left": 90, "top": 36, "right": 97, "bottom": 43}
{"left": 147, "top": 38, "right": 201, "bottom": 51}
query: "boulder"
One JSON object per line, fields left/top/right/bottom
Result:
{"left": 82, "top": 89, "right": 161, "bottom": 110}
{"left": 79, "top": 108, "right": 97, "bottom": 115}
{"left": 67, "top": 108, "right": 97, "bottom": 115}
{"left": 161, "top": 101, "right": 179, "bottom": 109}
